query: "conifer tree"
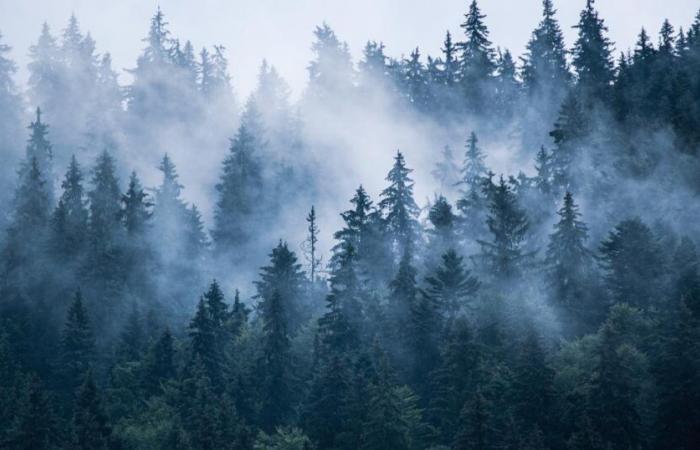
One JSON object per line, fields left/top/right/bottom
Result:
{"left": 478, "top": 176, "right": 530, "bottom": 278}
{"left": 549, "top": 91, "right": 589, "bottom": 191}
{"left": 521, "top": 0, "right": 569, "bottom": 99}
{"left": 51, "top": 156, "right": 88, "bottom": 258}
{"left": 303, "top": 355, "right": 351, "bottom": 449}
{"left": 142, "top": 327, "right": 176, "bottom": 397}
{"left": 432, "top": 145, "right": 461, "bottom": 194}
{"left": 425, "top": 250, "right": 479, "bottom": 323}
{"left": 572, "top": 0, "right": 614, "bottom": 101}
{"left": 61, "top": 291, "right": 95, "bottom": 393}
{"left": 546, "top": 192, "right": 595, "bottom": 321}
{"left": 255, "top": 242, "right": 308, "bottom": 333}
{"left": 259, "top": 290, "right": 294, "bottom": 431}
{"left": 440, "top": 31, "right": 460, "bottom": 87}
{"left": 458, "top": 0, "right": 495, "bottom": 111}
{"left": 4, "top": 376, "right": 59, "bottom": 450}
{"left": 599, "top": 218, "right": 665, "bottom": 309}
{"left": 71, "top": 371, "right": 113, "bottom": 449}
{"left": 379, "top": 151, "right": 420, "bottom": 258}
{"left": 213, "top": 117, "right": 264, "bottom": 254}
{"left": 494, "top": 48, "right": 519, "bottom": 118}
{"left": 307, "top": 23, "right": 354, "bottom": 100}
{"left": 121, "top": 171, "right": 151, "bottom": 237}
{"left": 303, "top": 206, "right": 321, "bottom": 284}
{"left": 86, "top": 150, "right": 123, "bottom": 293}
{"left": 23, "top": 108, "right": 54, "bottom": 202}
{"left": 534, "top": 146, "right": 554, "bottom": 195}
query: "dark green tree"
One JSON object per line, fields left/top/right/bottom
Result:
{"left": 571, "top": 0, "right": 614, "bottom": 101}
{"left": 458, "top": 0, "right": 495, "bottom": 112}
{"left": 425, "top": 250, "right": 479, "bottom": 323}
{"left": 61, "top": 291, "right": 95, "bottom": 394}
{"left": 71, "top": 371, "right": 113, "bottom": 449}
{"left": 379, "top": 151, "right": 420, "bottom": 258}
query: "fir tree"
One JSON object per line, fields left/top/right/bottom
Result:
{"left": 431, "top": 145, "right": 461, "bottom": 194}
{"left": 142, "top": 328, "right": 176, "bottom": 397}
{"left": 23, "top": 108, "right": 54, "bottom": 202}
{"left": 51, "top": 156, "right": 88, "bottom": 257}
{"left": 121, "top": 171, "right": 151, "bottom": 237}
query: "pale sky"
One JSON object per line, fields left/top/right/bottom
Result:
{"left": 1, "top": 0, "right": 698, "bottom": 100}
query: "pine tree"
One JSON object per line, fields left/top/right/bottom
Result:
{"left": 477, "top": 176, "right": 530, "bottom": 278}
{"left": 388, "top": 249, "right": 419, "bottom": 339}
{"left": 71, "top": 371, "right": 113, "bottom": 449}
{"left": 571, "top": 0, "right": 614, "bottom": 101}
{"left": 453, "top": 389, "right": 494, "bottom": 450}
{"left": 671, "top": 237, "right": 700, "bottom": 318}
{"left": 425, "top": 250, "right": 480, "bottom": 323}
{"left": 440, "top": 31, "right": 460, "bottom": 87}
{"left": 458, "top": 0, "right": 495, "bottom": 111}
{"left": 379, "top": 151, "right": 420, "bottom": 258}
{"left": 456, "top": 132, "right": 490, "bottom": 235}
{"left": 401, "top": 47, "right": 429, "bottom": 108}
{"left": 599, "top": 218, "right": 665, "bottom": 309}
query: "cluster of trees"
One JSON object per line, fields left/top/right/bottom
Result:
{"left": 1, "top": 0, "right": 700, "bottom": 449}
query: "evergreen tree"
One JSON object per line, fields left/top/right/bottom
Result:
{"left": 521, "top": 0, "right": 569, "bottom": 99}
{"left": 85, "top": 150, "right": 123, "bottom": 296}
{"left": 255, "top": 242, "right": 308, "bottom": 333}
{"left": 456, "top": 132, "right": 490, "bottom": 240}
{"left": 142, "top": 327, "right": 176, "bottom": 397}
{"left": 4, "top": 376, "right": 59, "bottom": 450}
{"left": 303, "top": 355, "right": 351, "bottom": 449}
{"left": 121, "top": 171, "right": 151, "bottom": 237}
{"left": 71, "top": 371, "right": 113, "bottom": 449}
{"left": 61, "top": 291, "right": 95, "bottom": 393}
{"left": 431, "top": 145, "right": 461, "bottom": 194}
{"left": 572, "top": 0, "right": 614, "bottom": 101}
{"left": 494, "top": 48, "right": 519, "bottom": 118}
{"left": 361, "top": 347, "right": 410, "bottom": 450}
{"left": 51, "top": 156, "right": 88, "bottom": 258}
{"left": 425, "top": 250, "right": 480, "bottom": 323}
{"left": 534, "top": 146, "right": 553, "bottom": 195}
{"left": 259, "top": 290, "right": 294, "bottom": 430}
{"left": 379, "top": 151, "right": 420, "bottom": 258}
{"left": 458, "top": 0, "right": 495, "bottom": 112}
{"left": 302, "top": 206, "right": 321, "bottom": 284}
{"left": 23, "top": 108, "right": 53, "bottom": 202}
{"left": 599, "top": 218, "right": 665, "bottom": 309}
{"left": 545, "top": 192, "right": 597, "bottom": 325}
{"left": 477, "top": 176, "right": 530, "bottom": 278}
{"left": 213, "top": 117, "right": 264, "bottom": 254}
{"left": 307, "top": 23, "right": 354, "bottom": 100}
{"left": 549, "top": 91, "right": 589, "bottom": 191}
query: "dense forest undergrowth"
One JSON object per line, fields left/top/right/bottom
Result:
{"left": 1, "top": 0, "right": 700, "bottom": 448}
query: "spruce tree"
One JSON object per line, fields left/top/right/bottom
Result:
{"left": 51, "top": 156, "right": 88, "bottom": 258}
{"left": 23, "top": 108, "right": 54, "bottom": 203}
{"left": 571, "top": 0, "right": 614, "bottom": 101}
{"left": 61, "top": 291, "right": 95, "bottom": 393}
{"left": 71, "top": 371, "right": 113, "bottom": 449}
{"left": 379, "top": 151, "right": 420, "bottom": 258}
{"left": 545, "top": 192, "right": 596, "bottom": 324}
{"left": 431, "top": 146, "right": 461, "bottom": 194}
{"left": 4, "top": 376, "right": 59, "bottom": 450}
{"left": 477, "top": 176, "right": 530, "bottom": 278}
{"left": 213, "top": 117, "right": 264, "bottom": 254}
{"left": 458, "top": 0, "right": 495, "bottom": 111}
{"left": 521, "top": 0, "right": 569, "bottom": 98}
{"left": 255, "top": 241, "right": 308, "bottom": 333}
{"left": 425, "top": 250, "right": 480, "bottom": 323}
{"left": 142, "top": 327, "right": 176, "bottom": 397}
{"left": 121, "top": 171, "right": 151, "bottom": 237}
{"left": 599, "top": 218, "right": 665, "bottom": 309}
{"left": 258, "top": 290, "right": 294, "bottom": 430}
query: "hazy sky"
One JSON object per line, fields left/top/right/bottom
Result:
{"left": 1, "top": 0, "right": 698, "bottom": 99}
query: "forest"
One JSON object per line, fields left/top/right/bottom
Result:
{"left": 1, "top": 0, "right": 700, "bottom": 448}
